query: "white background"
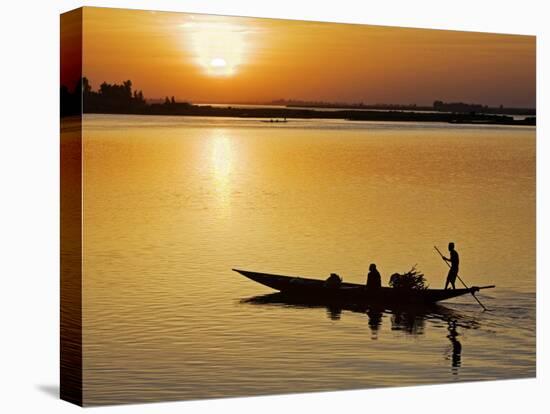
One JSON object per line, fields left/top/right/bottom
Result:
{"left": 0, "top": 0, "right": 547, "bottom": 412}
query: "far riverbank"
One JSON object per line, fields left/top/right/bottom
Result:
{"left": 83, "top": 104, "right": 536, "bottom": 126}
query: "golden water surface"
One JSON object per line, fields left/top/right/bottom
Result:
{"left": 82, "top": 114, "right": 535, "bottom": 405}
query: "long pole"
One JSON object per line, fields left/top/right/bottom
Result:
{"left": 434, "top": 246, "right": 488, "bottom": 311}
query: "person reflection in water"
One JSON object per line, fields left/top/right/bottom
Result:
{"left": 327, "top": 305, "right": 342, "bottom": 321}
{"left": 367, "top": 307, "right": 383, "bottom": 339}
{"left": 443, "top": 242, "right": 459, "bottom": 290}
{"left": 447, "top": 320, "right": 462, "bottom": 372}
{"left": 366, "top": 263, "right": 382, "bottom": 290}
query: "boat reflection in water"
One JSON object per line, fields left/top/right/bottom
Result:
{"left": 241, "top": 292, "right": 472, "bottom": 373}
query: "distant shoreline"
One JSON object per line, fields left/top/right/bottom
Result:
{"left": 277, "top": 101, "right": 536, "bottom": 117}
{"left": 61, "top": 79, "right": 535, "bottom": 125}
{"left": 82, "top": 105, "right": 536, "bottom": 126}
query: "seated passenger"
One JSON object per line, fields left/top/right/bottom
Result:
{"left": 366, "top": 263, "right": 382, "bottom": 290}
{"left": 325, "top": 272, "right": 342, "bottom": 288}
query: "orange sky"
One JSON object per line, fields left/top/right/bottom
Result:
{"left": 81, "top": 7, "right": 536, "bottom": 107}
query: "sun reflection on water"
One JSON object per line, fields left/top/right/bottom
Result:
{"left": 210, "top": 130, "right": 233, "bottom": 215}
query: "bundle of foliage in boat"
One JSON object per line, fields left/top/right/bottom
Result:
{"left": 389, "top": 266, "right": 428, "bottom": 290}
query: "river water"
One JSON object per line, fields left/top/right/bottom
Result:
{"left": 81, "top": 114, "right": 535, "bottom": 405}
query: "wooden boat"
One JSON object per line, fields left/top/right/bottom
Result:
{"left": 260, "top": 119, "right": 288, "bottom": 123}
{"left": 233, "top": 269, "right": 495, "bottom": 306}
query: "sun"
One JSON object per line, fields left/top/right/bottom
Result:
{"left": 209, "top": 57, "right": 233, "bottom": 76}
{"left": 210, "top": 58, "right": 227, "bottom": 68}
{"left": 180, "top": 17, "right": 252, "bottom": 77}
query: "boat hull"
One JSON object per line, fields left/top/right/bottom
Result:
{"left": 233, "top": 269, "right": 487, "bottom": 305}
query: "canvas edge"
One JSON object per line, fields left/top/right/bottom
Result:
{"left": 60, "top": 6, "right": 84, "bottom": 407}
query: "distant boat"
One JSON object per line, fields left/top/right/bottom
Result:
{"left": 260, "top": 118, "right": 288, "bottom": 123}
{"left": 233, "top": 269, "right": 495, "bottom": 306}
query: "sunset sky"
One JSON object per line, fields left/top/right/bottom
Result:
{"left": 80, "top": 7, "right": 536, "bottom": 107}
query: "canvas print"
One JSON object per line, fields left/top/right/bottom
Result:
{"left": 60, "top": 7, "right": 536, "bottom": 406}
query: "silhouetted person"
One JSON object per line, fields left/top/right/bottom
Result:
{"left": 443, "top": 242, "right": 459, "bottom": 290}
{"left": 325, "top": 272, "right": 342, "bottom": 289}
{"left": 366, "top": 263, "right": 381, "bottom": 290}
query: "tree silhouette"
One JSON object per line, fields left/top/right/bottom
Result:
{"left": 82, "top": 78, "right": 147, "bottom": 114}
{"left": 60, "top": 79, "right": 82, "bottom": 117}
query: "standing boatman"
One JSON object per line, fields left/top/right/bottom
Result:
{"left": 443, "top": 242, "right": 459, "bottom": 289}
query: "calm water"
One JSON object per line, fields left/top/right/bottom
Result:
{"left": 82, "top": 114, "right": 535, "bottom": 405}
